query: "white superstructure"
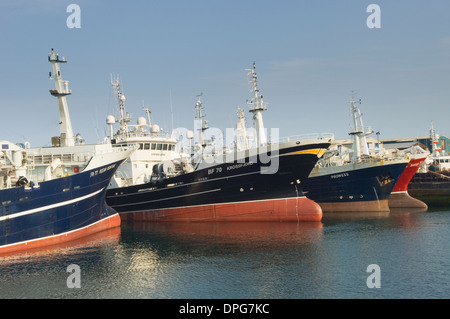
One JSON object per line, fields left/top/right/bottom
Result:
{"left": 106, "top": 76, "right": 192, "bottom": 188}
{"left": 427, "top": 122, "right": 450, "bottom": 171}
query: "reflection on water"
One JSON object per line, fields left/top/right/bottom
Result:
{"left": 0, "top": 227, "right": 122, "bottom": 299}
{"left": 1, "top": 207, "right": 450, "bottom": 299}
{"left": 122, "top": 221, "right": 324, "bottom": 253}
{"left": 110, "top": 221, "right": 327, "bottom": 299}
{"left": 321, "top": 207, "right": 430, "bottom": 229}
{"left": 389, "top": 207, "right": 428, "bottom": 214}
{"left": 0, "top": 227, "right": 121, "bottom": 262}
{"left": 322, "top": 211, "right": 390, "bottom": 221}
{"left": 322, "top": 207, "right": 428, "bottom": 221}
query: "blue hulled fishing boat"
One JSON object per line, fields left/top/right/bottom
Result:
{"left": 0, "top": 50, "right": 134, "bottom": 254}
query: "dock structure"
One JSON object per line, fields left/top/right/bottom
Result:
{"left": 408, "top": 171, "right": 450, "bottom": 207}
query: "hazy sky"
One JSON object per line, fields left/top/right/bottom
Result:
{"left": 1, "top": 0, "right": 449, "bottom": 147}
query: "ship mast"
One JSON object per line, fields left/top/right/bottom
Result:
{"left": 143, "top": 104, "right": 152, "bottom": 128}
{"left": 195, "top": 93, "right": 208, "bottom": 148}
{"left": 236, "top": 107, "right": 249, "bottom": 150}
{"left": 349, "top": 93, "right": 363, "bottom": 161}
{"left": 246, "top": 62, "right": 267, "bottom": 147}
{"left": 430, "top": 122, "right": 441, "bottom": 156}
{"left": 111, "top": 75, "right": 131, "bottom": 137}
{"left": 48, "top": 49, "right": 75, "bottom": 147}
{"left": 356, "top": 98, "right": 373, "bottom": 156}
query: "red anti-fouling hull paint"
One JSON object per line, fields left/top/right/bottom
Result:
{"left": 120, "top": 197, "right": 323, "bottom": 222}
{"left": 0, "top": 214, "right": 121, "bottom": 255}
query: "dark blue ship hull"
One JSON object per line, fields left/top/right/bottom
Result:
{"left": 303, "top": 161, "right": 408, "bottom": 212}
{"left": 106, "top": 141, "right": 331, "bottom": 222}
{"left": 0, "top": 159, "right": 125, "bottom": 254}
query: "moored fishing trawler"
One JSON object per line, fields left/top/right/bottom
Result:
{"left": 303, "top": 95, "right": 409, "bottom": 212}
{"left": 0, "top": 49, "right": 134, "bottom": 255}
{"left": 387, "top": 145, "right": 428, "bottom": 208}
{"left": 105, "top": 63, "right": 332, "bottom": 222}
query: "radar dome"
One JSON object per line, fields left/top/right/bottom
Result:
{"left": 187, "top": 130, "right": 194, "bottom": 139}
{"left": 120, "top": 94, "right": 126, "bottom": 102}
{"left": 152, "top": 124, "right": 160, "bottom": 133}
{"left": 137, "top": 117, "right": 147, "bottom": 126}
{"left": 106, "top": 115, "right": 116, "bottom": 125}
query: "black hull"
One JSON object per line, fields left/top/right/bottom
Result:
{"left": 106, "top": 141, "right": 331, "bottom": 221}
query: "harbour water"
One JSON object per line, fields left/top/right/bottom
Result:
{"left": 1, "top": 208, "right": 450, "bottom": 300}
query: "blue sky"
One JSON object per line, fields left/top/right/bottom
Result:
{"left": 1, "top": 0, "right": 449, "bottom": 147}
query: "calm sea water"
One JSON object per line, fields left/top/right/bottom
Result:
{"left": 1, "top": 208, "right": 450, "bottom": 299}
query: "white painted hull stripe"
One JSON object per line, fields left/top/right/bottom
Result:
{"left": 114, "top": 188, "right": 222, "bottom": 207}
{"left": 0, "top": 188, "right": 105, "bottom": 222}
{"left": 112, "top": 171, "right": 260, "bottom": 197}
{"left": 390, "top": 191, "right": 408, "bottom": 194}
